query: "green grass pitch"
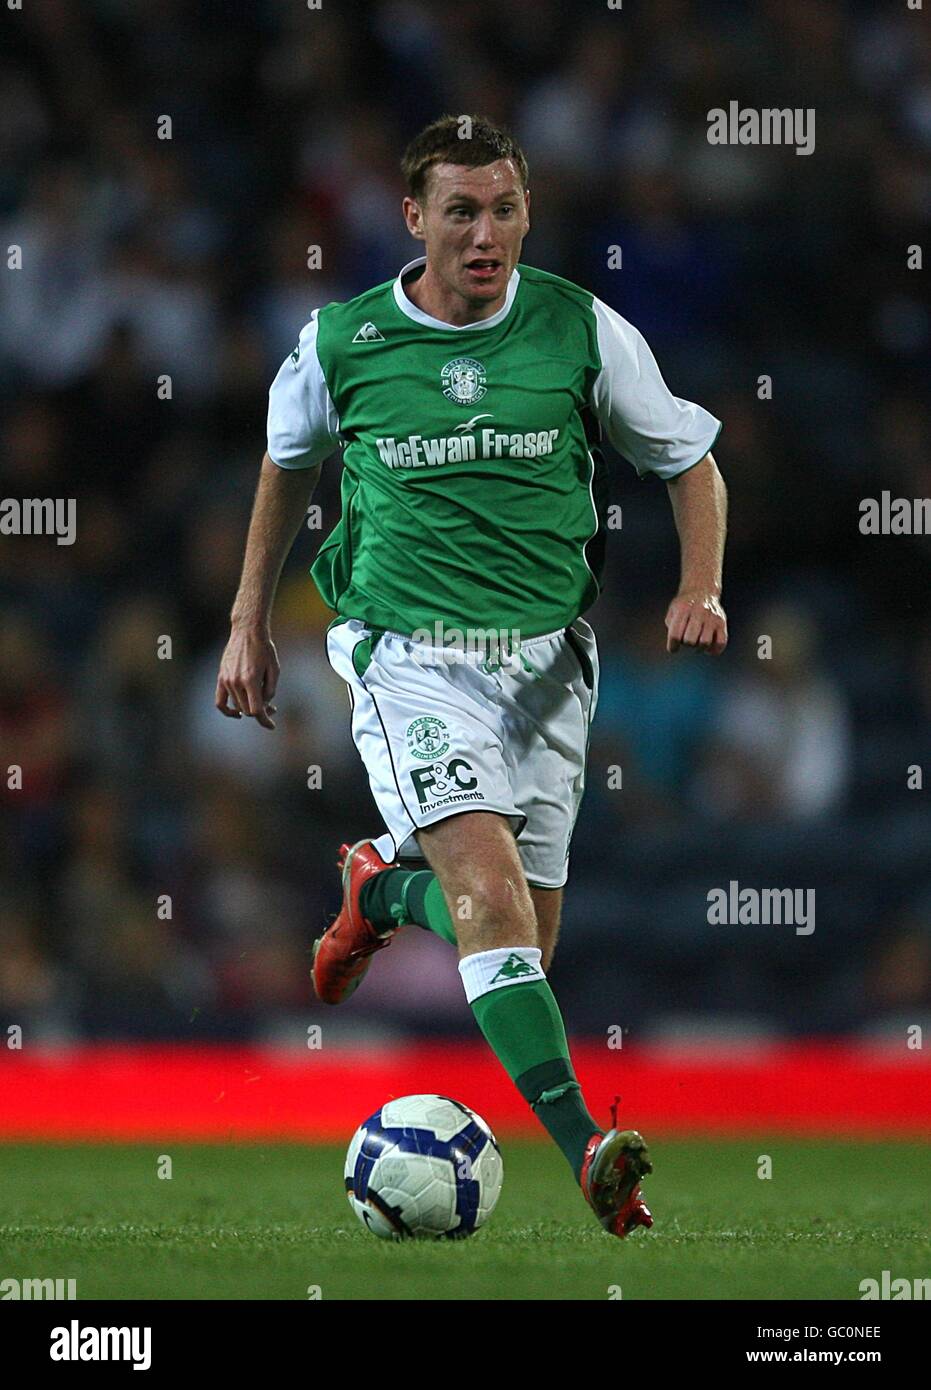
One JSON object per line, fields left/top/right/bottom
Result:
{"left": 1, "top": 1140, "right": 928, "bottom": 1300}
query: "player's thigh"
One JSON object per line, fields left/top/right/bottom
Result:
{"left": 529, "top": 886, "right": 562, "bottom": 971}
{"left": 326, "top": 620, "right": 519, "bottom": 859}
{"left": 500, "top": 621, "right": 599, "bottom": 888}
{"left": 416, "top": 811, "right": 537, "bottom": 956}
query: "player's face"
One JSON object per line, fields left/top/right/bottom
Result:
{"left": 404, "top": 158, "right": 530, "bottom": 309}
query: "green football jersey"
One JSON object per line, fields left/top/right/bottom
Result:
{"left": 267, "top": 256, "right": 721, "bottom": 639}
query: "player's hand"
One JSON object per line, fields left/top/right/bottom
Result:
{"left": 215, "top": 624, "right": 280, "bottom": 729}
{"left": 665, "top": 590, "right": 728, "bottom": 655}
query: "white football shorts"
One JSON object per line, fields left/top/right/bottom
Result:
{"left": 325, "top": 616, "right": 599, "bottom": 888}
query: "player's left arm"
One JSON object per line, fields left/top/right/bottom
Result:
{"left": 664, "top": 451, "right": 728, "bottom": 655}
{"left": 587, "top": 296, "right": 728, "bottom": 656}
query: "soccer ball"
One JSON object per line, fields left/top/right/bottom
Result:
{"left": 344, "top": 1094, "right": 503, "bottom": 1239}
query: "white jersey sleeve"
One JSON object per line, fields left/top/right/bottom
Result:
{"left": 589, "top": 298, "right": 722, "bottom": 480}
{"left": 266, "top": 311, "right": 341, "bottom": 469}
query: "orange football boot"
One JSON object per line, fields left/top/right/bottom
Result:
{"left": 580, "top": 1096, "right": 654, "bottom": 1237}
{"left": 311, "top": 840, "right": 404, "bottom": 1004}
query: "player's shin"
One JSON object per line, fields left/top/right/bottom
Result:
{"left": 459, "top": 947, "right": 601, "bottom": 1181}
{"left": 359, "top": 868, "right": 458, "bottom": 945}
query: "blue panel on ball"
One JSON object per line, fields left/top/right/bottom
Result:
{"left": 449, "top": 1119, "right": 489, "bottom": 1233}
{"left": 365, "top": 1120, "right": 488, "bottom": 1162}
{"left": 352, "top": 1119, "right": 396, "bottom": 1200}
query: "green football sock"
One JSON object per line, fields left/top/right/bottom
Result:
{"left": 469, "top": 973, "right": 601, "bottom": 1182}
{"left": 359, "top": 868, "right": 457, "bottom": 945}
{"left": 359, "top": 883, "right": 599, "bottom": 1180}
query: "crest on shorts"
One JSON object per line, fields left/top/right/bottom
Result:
{"left": 441, "top": 357, "right": 487, "bottom": 406}
{"left": 406, "top": 716, "right": 450, "bottom": 761}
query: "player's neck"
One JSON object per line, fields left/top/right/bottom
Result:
{"left": 404, "top": 265, "right": 505, "bottom": 327}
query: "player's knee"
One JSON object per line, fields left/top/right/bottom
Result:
{"left": 454, "top": 868, "right": 537, "bottom": 950}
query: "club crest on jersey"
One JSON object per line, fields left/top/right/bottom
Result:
{"left": 406, "top": 716, "right": 450, "bottom": 761}
{"left": 441, "top": 357, "right": 487, "bottom": 406}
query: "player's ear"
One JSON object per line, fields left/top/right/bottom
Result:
{"left": 402, "top": 196, "right": 425, "bottom": 241}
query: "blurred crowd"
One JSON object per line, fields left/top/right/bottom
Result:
{"left": 1, "top": 0, "right": 929, "bottom": 1043}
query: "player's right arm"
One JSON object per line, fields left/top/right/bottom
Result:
{"left": 216, "top": 309, "right": 341, "bottom": 730}
{"left": 216, "top": 454, "right": 321, "bottom": 729}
